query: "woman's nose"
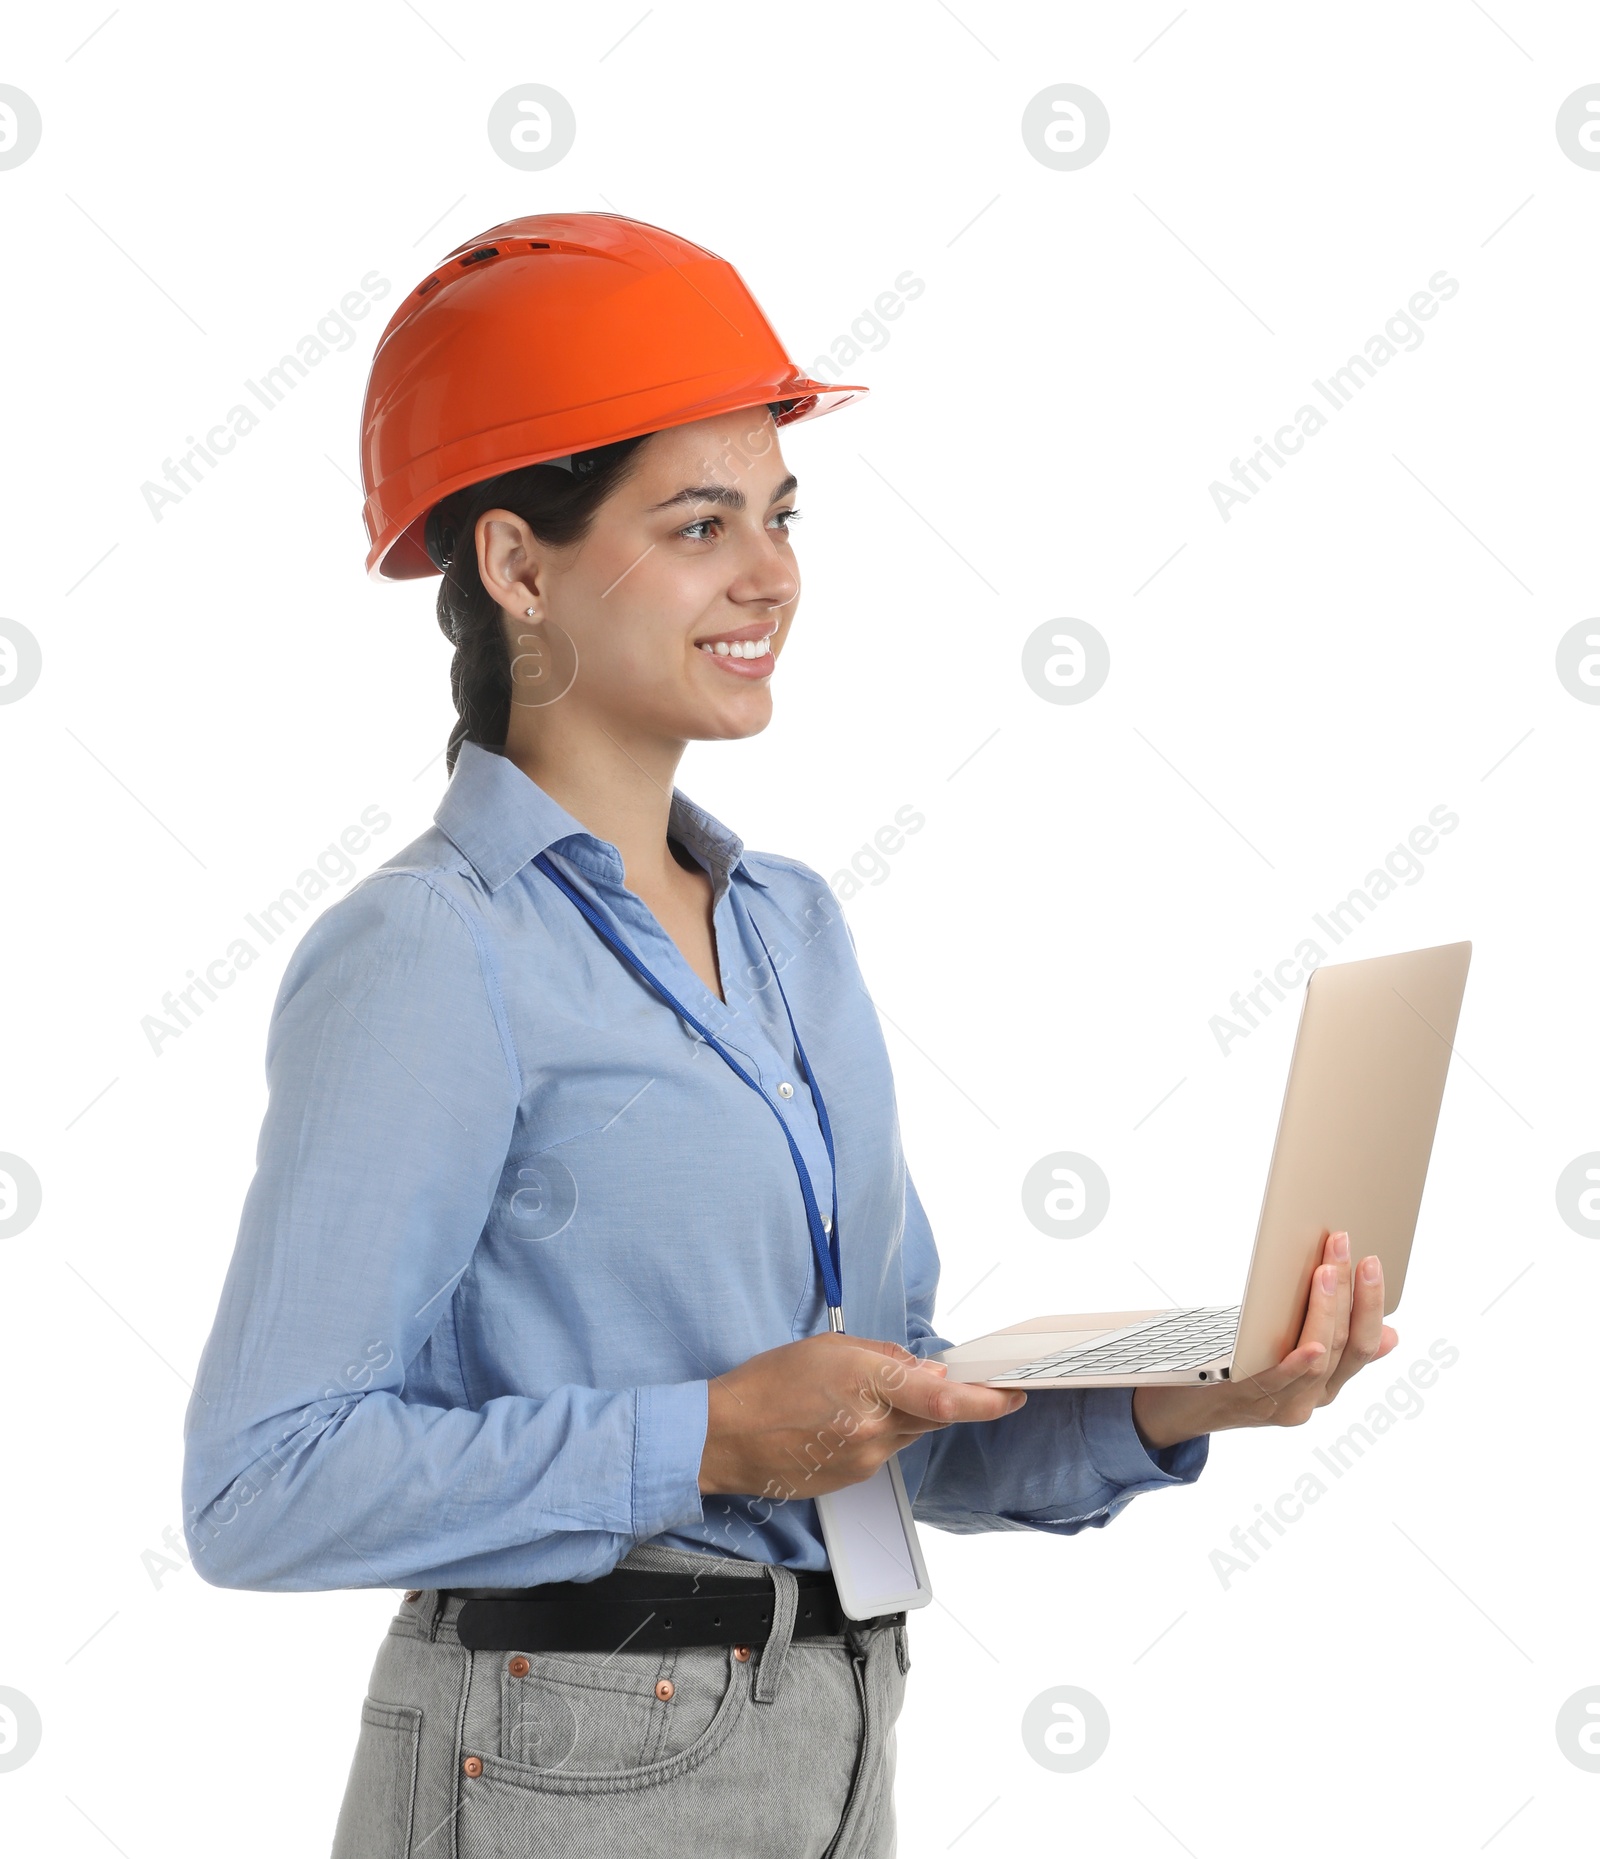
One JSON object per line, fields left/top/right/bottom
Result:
{"left": 741, "top": 552, "right": 798, "bottom": 611}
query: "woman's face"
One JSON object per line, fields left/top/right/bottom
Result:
{"left": 478, "top": 408, "right": 802, "bottom": 748}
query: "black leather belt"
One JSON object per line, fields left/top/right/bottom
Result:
{"left": 453, "top": 1566, "right": 904, "bottom": 1654}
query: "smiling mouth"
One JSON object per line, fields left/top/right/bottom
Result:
{"left": 694, "top": 625, "right": 776, "bottom": 677}
{"left": 697, "top": 636, "right": 771, "bottom": 659}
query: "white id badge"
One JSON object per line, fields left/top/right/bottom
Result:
{"left": 815, "top": 1453, "right": 933, "bottom": 1618}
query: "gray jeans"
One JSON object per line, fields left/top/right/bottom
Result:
{"left": 329, "top": 1542, "right": 910, "bottom": 1858}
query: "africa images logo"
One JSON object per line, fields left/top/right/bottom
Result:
{"left": 1209, "top": 805, "right": 1458, "bottom": 1056}
{"left": 1209, "top": 1338, "right": 1459, "bottom": 1589}
{"left": 1208, "top": 272, "right": 1461, "bottom": 521}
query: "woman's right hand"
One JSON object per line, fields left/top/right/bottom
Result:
{"left": 698, "top": 1332, "right": 1027, "bottom": 1499}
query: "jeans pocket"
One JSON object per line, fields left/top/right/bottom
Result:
{"left": 486, "top": 1642, "right": 746, "bottom": 1792}
{"left": 329, "top": 1699, "right": 421, "bottom": 1859}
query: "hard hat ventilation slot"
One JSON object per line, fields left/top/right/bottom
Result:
{"left": 415, "top": 275, "right": 441, "bottom": 297}
{"left": 460, "top": 245, "right": 500, "bottom": 267}
{"left": 527, "top": 241, "right": 550, "bottom": 250}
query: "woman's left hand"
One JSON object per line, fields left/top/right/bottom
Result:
{"left": 1131, "top": 1229, "right": 1399, "bottom": 1452}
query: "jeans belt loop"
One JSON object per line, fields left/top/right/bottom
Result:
{"left": 752, "top": 1563, "right": 799, "bottom": 1705}
{"left": 425, "top": 1589, "right": 448, "bottom": 1644}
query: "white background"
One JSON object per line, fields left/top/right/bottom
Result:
{"left": 1, "top": 2, "right": 1596, "bottom": 1852}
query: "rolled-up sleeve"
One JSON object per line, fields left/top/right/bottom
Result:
{"left": 180, "top": 871, "right": 708, "bottom": 1592}
{"left": 897, "top": 1170, "right": 1208, "bottom": 1534}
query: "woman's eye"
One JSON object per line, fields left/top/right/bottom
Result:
{"left": 676, "top": 509, "right": 802, "bottom": 543}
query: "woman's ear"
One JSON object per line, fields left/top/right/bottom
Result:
{"left": 475, "top": 508, "right": 542, "bottom": 616}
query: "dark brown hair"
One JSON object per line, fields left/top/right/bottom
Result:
{"left": 430, "top": 437, "right": 653, "bottom": 775}
{"left": 430, "top": 403, "right": 794, "bottom": 774}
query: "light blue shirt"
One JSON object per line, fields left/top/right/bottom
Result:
{"left": 182, "top": 741, "right": 1206, "bottom": 1590}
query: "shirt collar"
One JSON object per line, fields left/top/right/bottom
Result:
{"left": 434, "top": 740, "right": 764, "bottom": 898}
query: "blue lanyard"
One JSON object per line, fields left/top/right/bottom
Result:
{"left": 533, "top": 851, "right": 845, "bottom": 1329}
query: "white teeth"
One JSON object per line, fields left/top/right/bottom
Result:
{"left": 699, "top": 636, "right": 772, "bottom": 659}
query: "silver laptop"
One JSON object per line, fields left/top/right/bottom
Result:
{"left": 936, "top": 941, "right": 1471, "bottom": 1389}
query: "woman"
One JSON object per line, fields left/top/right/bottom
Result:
{"left": 182, "top": 212, "right": 1396, "bottom": 1857}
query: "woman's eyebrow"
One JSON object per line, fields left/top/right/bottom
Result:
{"left": 649, "top": 473, "right": 799, "bottom": 514}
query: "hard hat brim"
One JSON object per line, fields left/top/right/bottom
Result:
{"left": 366, "top": 378, "right": 867, "bottom": 582}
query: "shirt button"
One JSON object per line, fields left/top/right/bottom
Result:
{"left": 777, "top": 1081, "right": 795, "bottom": 1098}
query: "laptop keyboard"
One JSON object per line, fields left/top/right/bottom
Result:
{"left": 994, "top": 1305, "right": 1241, "bottom": 1380}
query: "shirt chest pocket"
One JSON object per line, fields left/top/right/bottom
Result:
{"left": 483, "top": 1060, "right": 820, "bottom": 1345}
{"left": 497, "top": 1147, "right": 583, "bottom": 1243}
{"left": 487, "top": 1063, "right": 677, "bottom": 1249}
{"left": 491, "top": 1035, "right": 756, "bottom": 1242}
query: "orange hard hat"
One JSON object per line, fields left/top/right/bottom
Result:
{"left": 359, "top": 211, "right": 869, "bottom": 581}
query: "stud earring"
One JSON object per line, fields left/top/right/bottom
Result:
{"left": 525, "top": 606, "right": 537, "bottom": 619}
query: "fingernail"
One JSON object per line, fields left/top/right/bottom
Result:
{"left": 1332, "top": 1231, "right": 1349, "bottom": 1259}
{"left": 1362, "top": 1257, "right": 1380, "bottom": 1284}
{"left": 1321, "top": 1265, "right": 1338, "bottom": 1293}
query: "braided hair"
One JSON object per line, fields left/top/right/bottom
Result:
{"left": 429, "top": 404, "right": 796, "bottom": 774}
{"left": 429, "top": 437, "right": 652, "bottom": 776}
